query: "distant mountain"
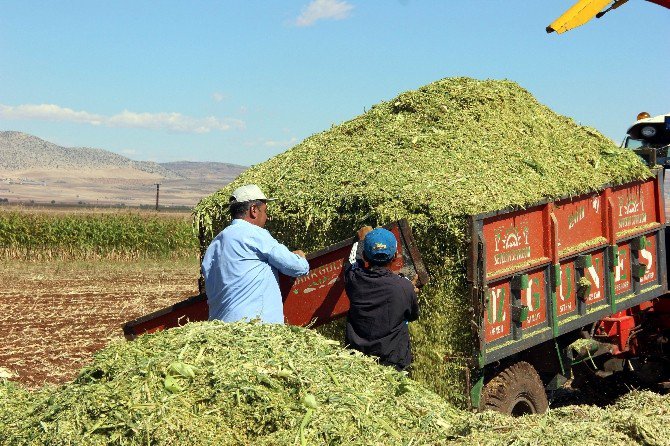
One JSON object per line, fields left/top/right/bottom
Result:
{"left": 159, "top": 161, "right": 246, "bottom": 182}
{"left": 0, "top": 132, "right": 246, "bottom": 182}
{"left": 0, "top": 131, "right": 249, "bottom": 206}
{"left": 0, "top": 131, "right": 178, "bottom": 177}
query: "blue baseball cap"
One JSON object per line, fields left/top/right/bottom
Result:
{"left": 363, "top": 228, "right": 397, "bottom": 263}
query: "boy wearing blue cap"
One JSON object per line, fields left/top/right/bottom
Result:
{"left": 343, "top": 226, "right": 419, "bottom": 371}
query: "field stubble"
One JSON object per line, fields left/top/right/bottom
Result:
{"left": 0, "top": 257, "right": 200, "bottom": 387}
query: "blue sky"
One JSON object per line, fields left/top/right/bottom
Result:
{"left": 1, "top": 1, "right": 668, "bottom": 166}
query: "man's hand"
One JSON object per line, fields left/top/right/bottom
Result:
{"left": 293, "top": 250, "right": 306, "bottom": 258}
{"left": 357, "top": 225, "right": 373, "bottom": 241}
{"left": 411, "top": 275, "right": 420, "bottom": 294}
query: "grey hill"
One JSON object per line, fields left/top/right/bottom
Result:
{"left": 160, "top": 161, "right": 246, "bottom": 182}
{"left": 0, "top": 131, "right": 179, "bottom": 178}
{"left": 0, "top": 131, "right": 246, "bottom": 207}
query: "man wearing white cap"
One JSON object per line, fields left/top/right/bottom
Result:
{"left": 201, "top": 184, "right": 310, "bottom": 323}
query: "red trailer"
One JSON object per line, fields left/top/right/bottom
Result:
{"left": 467, "top": 168, "right": 669, "bottom": 413}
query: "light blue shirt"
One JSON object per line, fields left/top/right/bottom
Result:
{"left": 201, "top": 219, "right": 309, "bottom": 323}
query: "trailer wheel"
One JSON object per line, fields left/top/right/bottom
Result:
{"left": 481, "top": 361, "right": 548, "bottom": 416}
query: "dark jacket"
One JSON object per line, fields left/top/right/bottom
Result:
{"left": 343, "top": 245, "right": 419, "bottom": 371}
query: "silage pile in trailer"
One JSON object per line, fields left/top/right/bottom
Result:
{"left": 0, "top": 322, "right": 467, "bottom": 446}
{"left": 194, "top": 77, "right": 651, "bottom": 404}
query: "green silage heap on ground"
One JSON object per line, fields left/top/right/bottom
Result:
{"left": 2, "top": 323, "right": 667, "bottom": 445}
{"left": 194, "top": 77, "right": 651, "bottom": 405}
{"left": 0, "top": 322, "right": 468, "bottom": 445}
{"left": 455, "top": 391, "right": 670, "bottom": 446}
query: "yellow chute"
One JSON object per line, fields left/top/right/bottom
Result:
{"left": 547, "top": 0, "right": 629, "bottom": 34}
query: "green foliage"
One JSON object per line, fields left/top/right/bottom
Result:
{"left": 2, "top": 323, "right": 668, "bottom": 445}
{"left": 0, "top": 211, "right": 198, "bottom": 260}
{"left": 0, "top": 322, "right": 468, "bottom": 445}
{"left": 454, "top": 391, "right": 670, "bottom": 445}
{"left": 192, "top": 77, "right": 651, "bottom": 404}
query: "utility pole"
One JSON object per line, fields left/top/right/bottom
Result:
{"left": 155, "top": 183, "right": 160, "bottom": 211}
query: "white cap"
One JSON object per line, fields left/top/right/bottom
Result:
{"left": 229, "top": 184, "right": 276, "bottom": 204}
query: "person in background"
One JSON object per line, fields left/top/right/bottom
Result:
{"left": 343, "top": 225, "right": 419, "bottom": 371}
{"left": 201, "top": 184, "right": 309, "bottom": 323}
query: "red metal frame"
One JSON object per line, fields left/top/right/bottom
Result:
{"left": 596, "top": 310, "right": 637, "bottom": 354}
{"left": 595, "top": 296, "right": 670, "bottom": 357}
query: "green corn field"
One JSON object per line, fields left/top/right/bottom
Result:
{"left": 0, "top": 209, "right": 199, "bottom": 260}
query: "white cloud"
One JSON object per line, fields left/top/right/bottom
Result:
{"left": 106, "top": 110, "right": 243, "bottom": 133}
{"left": 0, "top": 104, "right": 104, "bottom": 126}
{"left": 295, "top": 0, "right": 353, "bottom": 27}
{"left": 212, "top": 92, "right": 226, "bottom": 103}
{"left": 0, "top": 103, "right": 245, "bottom": 134}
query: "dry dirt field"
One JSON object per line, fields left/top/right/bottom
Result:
{"left": 0, "top": 257, "right": 200, "bottom": 387}
{"left": 0, "top": 167, "right": 231, "bottom": 208}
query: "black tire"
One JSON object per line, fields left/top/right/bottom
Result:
{"left": 480, "top": 361, "right": 548, "bottom": 416}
